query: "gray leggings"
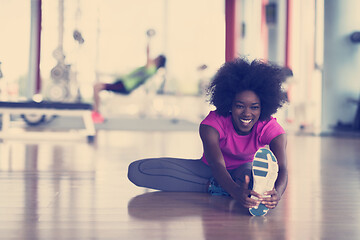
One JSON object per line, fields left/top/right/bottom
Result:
{"left": 127, "top": 157, "right": 252, "bottom": 193}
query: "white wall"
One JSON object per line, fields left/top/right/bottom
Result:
{"left": 38, "top": 0, "right": 225, "bottom": 99}
{"left": 0, "top": 0, "right": 30, "bottom": 100}
{"left": 267, "top": 0, "right": 287, "bottom": 65}
{"left": 322, "top": 0, "right": 360, "bottom": 133}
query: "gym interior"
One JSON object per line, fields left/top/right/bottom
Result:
{"left": 0, "top": 0, "right": 359, "bottom": 239}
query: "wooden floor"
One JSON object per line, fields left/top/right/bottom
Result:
{"left": 0, "top": 128, "right": 359, "bottom": 240}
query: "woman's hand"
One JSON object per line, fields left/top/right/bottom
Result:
{"left": 231, "top": 175, "right": 263, "bottom": 208}
{"left": 261, "top": 188, "right": 281, "bottom": 209}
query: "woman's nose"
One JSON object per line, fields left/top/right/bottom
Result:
{"left": 243, "top": 107, "right": 252, "bottom": 116}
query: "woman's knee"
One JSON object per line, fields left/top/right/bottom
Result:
{"left": 127, "top": 160, "right": 141, "bottom": 184}
{"left": 231, "top": 162, "right": 252, "bottom": 184}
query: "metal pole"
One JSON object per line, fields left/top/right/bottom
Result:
{"left": 28, "top": 0, "right": 42, "bottom": 98}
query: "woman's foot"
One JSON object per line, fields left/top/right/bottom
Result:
{"left": 249, "top": 148, "right": 278, "bottom": 216}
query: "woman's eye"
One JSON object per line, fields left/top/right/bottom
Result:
{"left": 235, "top": 105, "right": 244, "bottom": 109}
{"left": 251, "top": 106, "right": 260, "bottom": 110}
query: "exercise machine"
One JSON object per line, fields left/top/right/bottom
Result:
{"left": 0, "top": 101, "right": 95, "bottom": 142}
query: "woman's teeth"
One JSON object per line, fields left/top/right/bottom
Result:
{"left": 240, "top": 119, "right": 251, "bottom": 124}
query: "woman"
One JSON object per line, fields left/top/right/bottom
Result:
{"left": 128, "top": 58, "right": 288, "bottom": 216}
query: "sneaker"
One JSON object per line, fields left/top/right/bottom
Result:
{"left": 208, "top": 177, "right": 230, "bottom": 196}
{"left": 92, "top": 111, "right": 105, "bottom": 124}
{"left": 249, "top": 148, "right": 278, "bottom": 216}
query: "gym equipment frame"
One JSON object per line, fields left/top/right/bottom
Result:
{"left": 0, "top": 101, "right": 95, "bottom": 142}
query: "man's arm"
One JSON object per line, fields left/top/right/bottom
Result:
{"left": 146, "top": 39, "right": 151, "bottom": 67}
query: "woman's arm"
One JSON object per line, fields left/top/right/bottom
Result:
{"left": 262, "top": 133, "right": 288, "bottom": 208}
{"left": 199, "top": 124, "right": 262, "bottom": 208}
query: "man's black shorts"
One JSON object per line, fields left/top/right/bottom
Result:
{"left": 104, "top": 80, "right": 130, "bottom": 94}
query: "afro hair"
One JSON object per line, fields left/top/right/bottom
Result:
{"left": 207, "top": 58, "right": 289, "bottom": 121}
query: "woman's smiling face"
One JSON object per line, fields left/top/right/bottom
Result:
{"left": 231, "top": 90, "right": 261, "bottom": 135}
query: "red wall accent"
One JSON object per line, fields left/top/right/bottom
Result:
{"left": 225, "top": 0, "right": 237, "bottom": 62}
{"left": 285, "top": 0, "right": 291, "bottom": 69}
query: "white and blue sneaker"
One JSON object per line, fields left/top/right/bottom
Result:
{"left": 249, "top": 148, "right": 278, "bottom": 216}
{"left": 208, "top": 177, "right": 230, "bottom": 196}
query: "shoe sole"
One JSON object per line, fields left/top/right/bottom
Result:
{"left": 249, "top": 148, "right": 278, "bottom": 216}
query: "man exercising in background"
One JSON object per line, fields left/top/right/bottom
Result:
{"left": 92, "top": 30, "right": 166, "bottom": 123}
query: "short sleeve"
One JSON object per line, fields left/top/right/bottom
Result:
{"left": 258, "top": 117, "right": 286, "bottom": 145}
{"left": 200, "top": 111, "right": 226, "bottom": 139}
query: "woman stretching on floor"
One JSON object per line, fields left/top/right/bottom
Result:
{"left": 128, "top": 57, "right": 289, "bottom": 216}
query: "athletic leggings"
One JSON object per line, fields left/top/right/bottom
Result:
{"left": 127, "top": 157, "right": 252, "bottom": 193}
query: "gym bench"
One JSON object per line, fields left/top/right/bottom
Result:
{"left": 0, "top": 101, "right": 95, "bottom": 142}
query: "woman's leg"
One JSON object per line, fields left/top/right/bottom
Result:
{"left": 230, "top": 148, "right": 278, "bottom": 188}
{"left": 229, "top": 162, "right": 253, "bottom": 188}
{"left": 128, "top": 158, "right": 213, "bottom": 192}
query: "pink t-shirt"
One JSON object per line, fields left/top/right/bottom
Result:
{"left": 200, "top": 111, "right": 285, "bottom": 170}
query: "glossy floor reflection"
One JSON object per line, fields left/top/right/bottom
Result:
{"left": 0, "top": 130, "right": 359, "bottom": 240}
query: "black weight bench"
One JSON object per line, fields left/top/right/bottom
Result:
{"left": 0, "top": 101, "right": 95, "bottom": 142}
